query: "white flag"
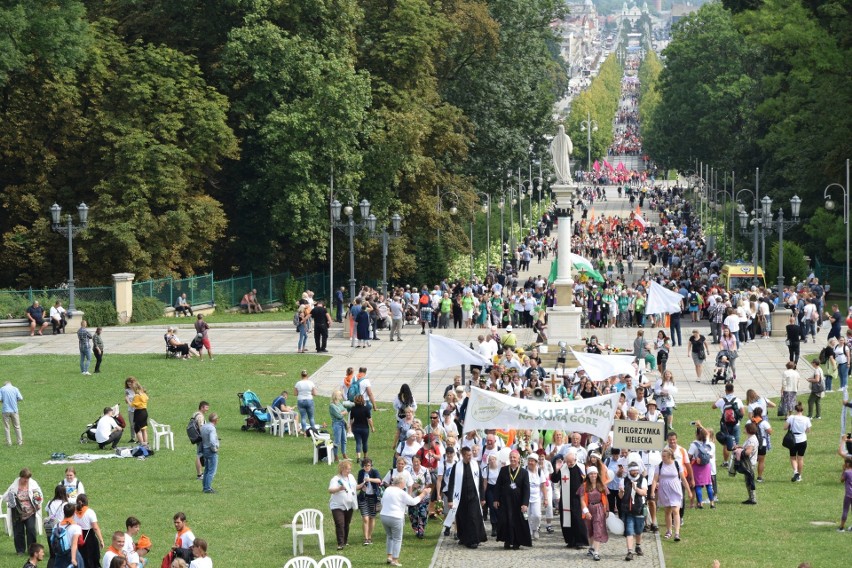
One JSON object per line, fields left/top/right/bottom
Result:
{"left": 428, "top": 333, "right": 492, "bottom": 373}
{"left": 570, "top": 349, "right": 637, "bottom": 382}
{"left": 645, "top": 280, "right": 684, "bottom": 315}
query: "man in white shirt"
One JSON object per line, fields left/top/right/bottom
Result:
{"left": 712, "top": 383, "right": 744, "bottom": 467}
{"left": 477, "top": 335, "right": 498, "bottom": 364}
{"left": 95, "top": 407, "right": 122, "bottom": 449}
{"left": 103, "top": 532, "right": 127, "bottom": 568}
{"left": 173, "top": 512, "right": 195, "bottom": 550}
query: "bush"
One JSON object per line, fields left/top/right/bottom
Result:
{"left": 130, "top": 296, "right": 167, "bottom": 323}
{"left": 76, "top": 301, "right": 118, "bottom": 327}
{"left": 0, "top": 292, "right": 32, "bottom": 319}
{"left": 282, "top": 276, "right": 302, "bottom": 309}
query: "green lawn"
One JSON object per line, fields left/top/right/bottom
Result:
{"left": 661, "top": 395, "right": 849, "bottom": 568}
{"left": 129, "top": 310, "right": 296, "bottom": 327}
{"left": 0, "top": 342, "right": 23, "bottom": 351}
{"left": 0, "top": 354, "right": 440, "bottom": 567}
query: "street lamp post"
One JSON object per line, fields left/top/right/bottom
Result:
{"left": 477, "top": 192, "right": 491, "bottom": 270}
{"left": 824, "top": 158, "right": 850, "bottom": 309}
{"left": 50, "top": 202, "right": 89, "bottom": 312}
{"left": 367, "top": 213, "right": 403, "bottom": 296}
{"left": 580, "top": 111, "right": 599, "bottom": 173}
{"left": 437, "top": 187, "right": 459, "bottom": 241}
{"left": 735, "top": 168, "right": 762, "bottom": 284}
{"left": 331, "top": 196, "right": 371, "bottom": 302}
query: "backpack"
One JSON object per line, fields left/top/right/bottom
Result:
{"left": 293, "top": 311, "right": 300, "bottom": 327}
{"left": 347, "top": 377, "right": 363, "bottom": 403}
{"left": 693, "top": 441, "right": 712, "bottom": 466}
{"left": 819, "top": 346, "right": 833, "bottom": 365}
{"left": 50, "top": 523, "right": 71, "bottom": 555}
{"left": 186, "top": 413, "right": 203, "bottom": 445}
{"left": 722, "top": 396, "right": 742, "bottom": 426}
{"left": 753, "top": 419, "right": 766, "bottom": 448}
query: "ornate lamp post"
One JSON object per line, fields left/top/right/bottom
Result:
{"left": 476, "top": 192, "right": 492, "bottom": 271}
{"left": 580, "top": 111, "right": 598, "bottom": 173}
{"left": 368, "top": 213, "right": 403, "bottom": 296}
{"left": 331, "top": 196, "right": 371, "bottom": 302}
{"left": 50, "top": 202, "right": 89, "bottom": 312}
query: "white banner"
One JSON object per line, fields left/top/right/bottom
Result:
{"left": 570, "top": 349, "right": 637, "bottom": 382}
{"left": 645, "top": 280, "right": 684, "bottom": 315}
{"left": 428, "top": 333, "right": 492, "bottom": 373}
{"left": 464, "top": 388, "right": 619, "bottom": 439}
{"left": 611, "top": 419, "right": 665, "bottom": 450}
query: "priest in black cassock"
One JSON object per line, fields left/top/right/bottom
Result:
{"left": 494, "top": 450, "right": 532, "bottom": 549}
{"left": 551, "top": 451, "right": 589, "bottom": 548}
{"left": 444, "top": 446, "right": 488, "bottom": 549}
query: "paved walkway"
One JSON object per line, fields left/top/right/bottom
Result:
{"left": 430, "top": 526, "right": 663, "bottom": 568}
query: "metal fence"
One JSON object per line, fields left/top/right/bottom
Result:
{"left": 131, "top": 274, "right": 215, "bottom": 308}
{"left": 814, "top": 257, "right": 847, "bottom": 294}
{"left": 0, "top": 286, "right": 114, "bottom": 318}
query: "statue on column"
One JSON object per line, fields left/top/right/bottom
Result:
{"left": 550, "top": 124, "right": 573, "bottom": 185}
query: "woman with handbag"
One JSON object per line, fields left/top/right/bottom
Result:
{"left": 356, "top": 457, "right": 383, "bottom": 545}
{"left": 806, "top": 358, "right": 825, "bottom": 420}
{"left": 784, "top": 402, "right": 812, "bottom": 483}
{"left": 3, "top": 468, "right": 43, "bottom": 556}
{"left": 328, "top": 460, "right": 358, "bottom": 550}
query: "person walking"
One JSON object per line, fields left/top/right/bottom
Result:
{"left": 380, "top": 475, "right": 429, "bottom": 566}
{"left": 311, "top": 300, "right": 332, "bottom": 353}
{"left": 194, "top": 314, "right": 214, "bottom": 360}
{"left": 619, "top": 460, "right": 648, "bottom": 561}
{"left": 806, "top": 358, "right": 825, "bottom": 420}
{"left": 579, "top": 466, "right": 609, "bottom": 561}
{"left": 688, "top": 329, "right": 709, "bottom": 382}
{"left": 494, "top": 450, "right": 532, "bottom": 550}
{"left": 784, "top": 402, "right": 812, "bottom": 483}
{"left": 355, "top": 457, "right": 382, "bottom": 545}
{"left": 444, "top": 446, "right": 488, "bottom": 549}
{"left": 295, "top": 303, "right": 309, "bottom": 353}
{"left": 329, "top": 390, "right": 352, "bottom": 462}
{"left": 192, "top": 401, "right": 210, "bottom": 480}
{"left": 737, "top": 422, "right": 759, "bottom": 505}
{"left": 92, "top": 328, "right": 104, "bottom": 373}
{"left": 780, "top": 361, "right": 801, "bottom": 418}
{"left": 200, "top": 412, "right": 220, "bottom": 493}
{"left": 1, "top": 380, "right": 24, "bottom": 446}
{"left": 4, "top": 468, "right": 43, "bottom": 556}
{"left": 389, "top": 296, "right": 404, "bottom": 341}
{"left": 328, "top": 460, "right": 357, "bottom": 550}
{"left": 77, "top": 320, "right": 93, "bottom": 375}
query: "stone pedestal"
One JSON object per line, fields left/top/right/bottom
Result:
{"left": 771, "top": 307, "right": 793, "bottom": 338}
{"left": 112, "top": 272, "right": 136, "bottom": 324}
{"left": 548, "top": 306, "right": 583, "bottom": 344}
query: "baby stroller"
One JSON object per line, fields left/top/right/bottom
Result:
{"left": 712, "top": 352, "right": 733, "bottom": 385}
{"left": 238, "top": 391, "right": 270, "bottom": 432}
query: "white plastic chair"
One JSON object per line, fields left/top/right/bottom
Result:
{"left": 317, "top": 556, "right": 351, "bottom": 568}
{"left": 310, "top": 430, "right": 333, "bottom": 465}
{"left": 291, "top": 508, "right": 325, "bottom": 556}
{"left": 148, "top": 419, "right": 174, "bottom": 451}
{"left": 0, "top": 498, "right": 12, "bottom": 536}
{"left": 284, "top": 557, "right": 318, "bottom": 568}
{"left": 281, "top": 411, "right": 300, "bottom": 436}
{"left": 268, "top": 406, "right": 283, "bottom": 437}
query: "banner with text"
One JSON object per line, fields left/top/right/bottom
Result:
{"left": 611, "top": 419, "right": 665, "bottom": 450}
{"left": 464, "top": 388, "right": 619, "bottom": 439}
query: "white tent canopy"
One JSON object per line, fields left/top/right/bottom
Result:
{"left": 645, "top": 280, "right": 684, "bottom": 315}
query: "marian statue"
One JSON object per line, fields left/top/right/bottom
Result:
{"left": 550, "top": 124, "right": 573, "bottom": 184}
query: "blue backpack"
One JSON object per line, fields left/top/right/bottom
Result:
{"left": 50, "top": 523, "right": 71, "bottom": 555}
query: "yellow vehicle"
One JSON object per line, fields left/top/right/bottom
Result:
{"left": 719, "top": 264, "right": 766, "bottom": 290}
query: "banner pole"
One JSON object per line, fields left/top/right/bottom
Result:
{"left": 427, "top": 333, "right": 431, "bottom": 416}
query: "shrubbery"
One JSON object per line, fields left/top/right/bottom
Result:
{"left": 76, "top": 301, "right": 118, "bottom": 327}
{"left": 130, "top": 296, "right": 166, "bottom": 323}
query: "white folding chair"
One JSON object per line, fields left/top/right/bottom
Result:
{"left": 317, "top": 555, "right": 352, "bottom": 568}
{"left": 148, "top": 419, "right": 174, "bottom": 451}
{"left": 291, "top": 508, "right": 325, "bottom": 556}
{"left": 284, "top": 557, "right": 318, "bottom": 568}
{"left": 310, "top": 429, "right": 333, "bottom": 465}
{"left": 0, "top": 499, "right": 12, "bottom": 536}
{"left": 281, "top": 411, "right": 300, "bottom": 436}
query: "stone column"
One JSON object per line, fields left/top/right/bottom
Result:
{"left": 112, "top": 272, "right": 136, "bottom": 324}
{"left": 547, "top": 183, "right": 582, "bottom": 345}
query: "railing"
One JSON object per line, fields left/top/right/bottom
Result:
{"left": 814, "top": 257, "right": 847, "bottom": 293}
{"left": 0, "top": 286, "right": 114, "bottom": 318}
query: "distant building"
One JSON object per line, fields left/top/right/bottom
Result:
{"left": 670, "top": 2, "right": 699, "bottom": 24}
